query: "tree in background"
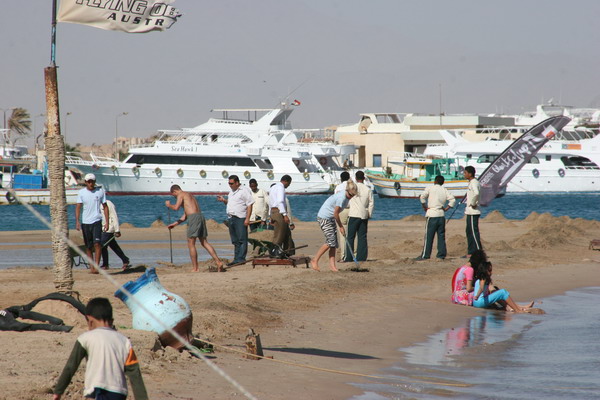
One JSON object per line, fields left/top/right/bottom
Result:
{"left": 7, "top": 108, "right": 32, "bottom": 145}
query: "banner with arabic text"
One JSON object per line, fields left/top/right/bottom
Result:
{"left": 478, "top": 116, "right": 571, "bottom": 206}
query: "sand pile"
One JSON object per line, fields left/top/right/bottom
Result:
{"left": 484, "top": 210, "right": 508, "bottom": 222}
{"left": 524, "top": 211, "right": 541, "bottom": 223}
{"left": 511, "top": 216, "right": 586, "bottom": 249}
{"left": 248, "top": 230, "right": 274, "bottom": 242}
{"left": 393, "top": 239, "right": 420, "bottom": 255}
{"left": 402, "top": 214, "right": 426, "bottom": 222}
{"left": 150, "top": 219, "right": 165, "bottom": 228}
{"left": 205, "top": 219, "right": 227, "bottom": 231}
{"left": 32, "top": 300, "right": 87, "bottom": 329}
{"left": 120, "top": 222, "right": 135, "bottom": 229}
{"left": 487, "top": 240, "right": 514, "bottom": 252}
{"left": 369, "top": 245, "right": 402, "bottom": 260}
{"left": 447, "top": 235, "right": 467, "bottom": 256}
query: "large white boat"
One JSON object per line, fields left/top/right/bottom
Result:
{"left": 66, "top": 106, "right": 354, "bottom": 195}
{"left": 424, "top": 128, "right": 600, "bottom": 193}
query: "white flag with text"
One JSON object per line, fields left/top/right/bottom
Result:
{"left": 58, "top": 0, "right": 182, "bottom": 33}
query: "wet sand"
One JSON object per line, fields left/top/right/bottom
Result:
{"left": 1, "top": 211, "right": 600, "bottom": 399}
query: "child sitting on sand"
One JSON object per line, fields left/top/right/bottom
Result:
{"left": 451, "top": 249, "right": 487, "bottom": 306}
{"left": 53, "top": 297, "right": 148, "bottom": 400}
{"left": 473, "top": 261, "right": 534, "bottom": 313}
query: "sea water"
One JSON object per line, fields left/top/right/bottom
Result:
{"left": 3, "top": 192, "right": 600, "bottom": 232}
{"left": 350, "top": 287, "right": 600, "bottom": 399}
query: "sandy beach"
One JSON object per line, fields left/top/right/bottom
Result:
{"left": 1, "top": 211, "right": 600, "bottom": 399}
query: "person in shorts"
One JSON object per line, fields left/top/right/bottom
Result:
{"left": 311, "top": 181, "right": 358, "bottom": 272}
{"left": 75, "top": 173, "right": 109, "bottom": 274}
{"left": 166, "top": 185, "right": 224, "bottom": 272}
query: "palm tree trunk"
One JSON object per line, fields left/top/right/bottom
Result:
{"left": 45, "top": 66, "right": 73, "bottom": 293}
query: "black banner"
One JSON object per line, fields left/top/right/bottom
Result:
{"left": 479, "top": 116, "right": 571, "bottom": 206}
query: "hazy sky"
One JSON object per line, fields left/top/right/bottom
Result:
{"left": 1, "top": 0, "right": 599, "bottom": 146}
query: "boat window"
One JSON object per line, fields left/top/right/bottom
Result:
{"left": 560, "top": 156, "right": 600, "bottom": 169}
{"left": 546, "top": 155, "right": 551, "bottom": 161}
{"left": 477, "top": 154, "right": 540, "bottom": 164}
{"left": 127, "top": 154, "right": 256, "bottom": 167}
{"left": 253, "top": 158, "right": 272, "bottom": 169}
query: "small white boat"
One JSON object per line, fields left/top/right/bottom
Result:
{"left": 365, "top": 154, "right": 468, "bottom": 198}
{"left": 0, "top": 164, "right": 82, "bottom": 205}
{"left": 0, "top": 187, "right": 80, "bottom": 205}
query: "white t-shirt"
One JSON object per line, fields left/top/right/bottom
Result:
{"left": 77, "top": 187, "right": 106, "bottom": 224}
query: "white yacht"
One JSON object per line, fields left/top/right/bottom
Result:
{"left": 66, "top": 106, "right": 354, "bottom": 195}
{"left": 424, "top": 128, "right": 600, "bottom": 193}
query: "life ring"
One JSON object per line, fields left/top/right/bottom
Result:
{"left": 5, "top": 191, "right": 16, "bottom": 204}
{"left": 111, "top": 165, "right": 117, "bottom": 171}
{"left": 155, "top": 167, "right": 162, "bottom": 175}
{"left": 532, "top": 168, "right": 540, "bottom": 178}
{"left": 303, "top": 171, "right": 310, "bottom": 180}
{"left": 558, "top": 168, "right": 565, "bottom": 178}
{"left": 267, "top": 170, "right": 274, "bottom": 180}
{"left": 244, "top": 170, "right": 251, "bottom": 179}
{"left": 222, "top": 170, "right": 228, "bottom": 178}
{"left": 199, "top": 170, "right": 207, "bottom": 178}
{"left": 458, "top": 165, "right": 465, "bottom": 174}
{"left": 319, "top": 157, "right": 327, "bottom": 166}
{"left": 394, "top": 182, "right": 401, "bottom": 191}
{"left": 294, "top": 159, "right": 300, "bottom": 166}
{"left": 177, "top": 168, "right": 184, "bottom": 177}
{"left": 132, "top": 166, "right": 139, "bottom": 174}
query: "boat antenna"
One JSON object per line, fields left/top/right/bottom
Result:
{"left": 278, "top": 78, "right": 310, "bottom": 108}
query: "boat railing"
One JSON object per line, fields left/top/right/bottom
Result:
{"left": 445, "top": 126, "right": 598, "bottom": 141}
{"left": 65, "top": 152, "right": 118, "bottom": 165}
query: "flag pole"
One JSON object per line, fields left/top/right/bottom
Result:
{"left": 46, "top": 0, "right": 74, "bottom": 293}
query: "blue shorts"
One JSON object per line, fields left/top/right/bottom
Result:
{"left": 82, "top": 221, "right": 103, "bottom": 249}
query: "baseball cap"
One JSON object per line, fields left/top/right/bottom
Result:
{"left": 84, "top": 173, "right": 96, "bottom": 181}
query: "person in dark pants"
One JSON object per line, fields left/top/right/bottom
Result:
{"left": 464, "top": 166, "right": 482, "bottom": 256}
{"left": 268, "top": 175, "right": 293, "bottom": 254}
{"left": 100, "top": 200, "right": 130, "bottom": 270}
{"left": 416, "top": 175, "right": 456, "bottom": 261}
{"left": 217, "top": 175, "right": 254, "bottom": 265}
{"left": 344, "top": 171, "right": 374, "bottom": 262}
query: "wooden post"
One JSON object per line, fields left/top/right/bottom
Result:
{"left": 244, "top": 328, "right": 264, "bottom": 360}
{"left": 45, "top": 65, "right": 73, "bottom": 293}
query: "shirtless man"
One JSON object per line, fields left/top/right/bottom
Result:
{"left": 166, "top": 185, "right": 224, "bottom": 272}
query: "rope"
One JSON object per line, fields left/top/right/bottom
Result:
{"left": 14, "top": 198, "right": 259, "bottom": 400}
{"left": 200, "top": 339, "right": 471, "bottom": 389}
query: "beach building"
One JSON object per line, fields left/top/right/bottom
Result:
{"left": 336, "top": 113, "right": 515, "bottom": 169}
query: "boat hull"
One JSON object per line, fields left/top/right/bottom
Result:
{"left": 69, "top": 164, "right": 335, "bottom": 195}
{"left": 366, "top": 174, "right": 468, "bottom": 199}
{"left": 0, "top": 188, "right": 80, "bottom": 205}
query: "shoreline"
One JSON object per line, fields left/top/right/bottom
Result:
{"left": 1, "top": 215, "right": 600, "bottom": 399}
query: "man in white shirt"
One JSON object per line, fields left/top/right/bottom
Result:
{"left": 217, "top": 175, "right": 254, "bottom": 265}
{"left": 334, "top": 171, "right": 351, "bottom": 261}
{"left": 75, "top": 173, "right": 109, "bottom": 274}
{"left": 100, "top": 200, "right": 130, "bottom": 270}
{"left": 344, "top": 171, "right": 374, "bottom": 262}
{"left": 268, "top": 175, "right": 293, "bottom": 253}
{"left": 249, "top": 179, "right": 269, "bottom": 232}
{"left": 464, "top": 166, "right": 482, "bottom": 256}
{"left": 416, "top": 175, "right": 456, "bottom": 261}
